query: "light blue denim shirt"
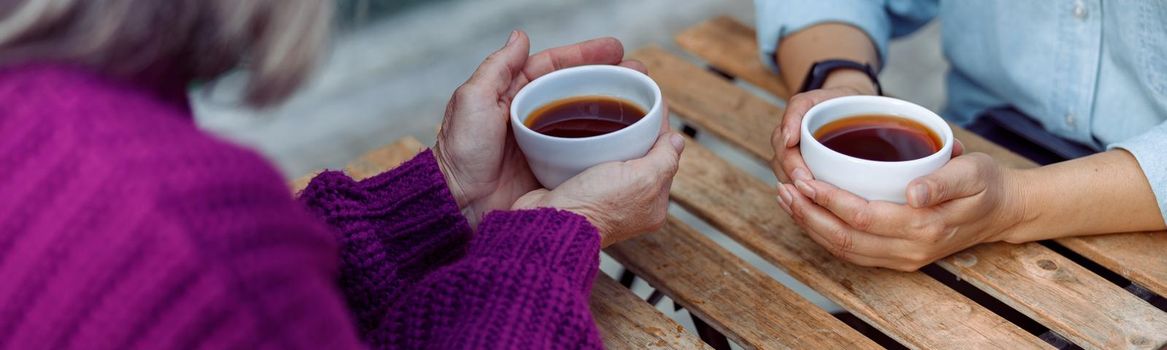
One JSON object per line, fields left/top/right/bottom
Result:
{"left": 756, "top": 0, "right": 1167, "bottom": 220}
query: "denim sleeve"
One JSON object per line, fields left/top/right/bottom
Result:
{"left": 1109, "top": 125, "right": 1167, "bottom": 221}
{"left": 754, "top": 0, "right": 939, "bottom": 74}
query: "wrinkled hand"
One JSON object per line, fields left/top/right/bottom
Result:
{"left": 434, "top": 31, "right": 646, "bottom": 227}
{"left": 776, "top": 151, "right": 1029, "bottom": 271}
{"left": 512, "top": 133, "right": 685, "bottom": 247}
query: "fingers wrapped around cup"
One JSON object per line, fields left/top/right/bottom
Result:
{"left": 510, "top": 65, "right": 666, "bottom": 189}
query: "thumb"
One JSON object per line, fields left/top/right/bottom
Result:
{"left": 952, "top": 138, "right": 965, "bottom": 157}
{"left": 906, "top": 153, "right": 989, "bottom": 208}
{"left": 463, "top": 30, "right": 531, "bottom": 97}
{"left": 511, "top": 188, "right": 551, "bottom": 210}
{"left": 634, "top": 132, "right": 685, "bottom": 176}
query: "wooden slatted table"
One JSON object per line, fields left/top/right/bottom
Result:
{"left": 292, "top": 16, "right": 1167, "bottom": 349}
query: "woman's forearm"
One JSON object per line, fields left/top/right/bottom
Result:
{"left": 298, "top": 150, "right": 475, "bottom": 334}
{"left": 776, "top": 23, "right": 881, "bottom": 94}
{"left": 1003, "top": 150, "right": 1165, "bottom": 242}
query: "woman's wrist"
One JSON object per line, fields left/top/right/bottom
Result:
{"left": 993, "top": 168, "right": 1042, "bottom": 243}
{"left": 433, "top": 145, "right": 471, "bottom": 208}
{"left": 512, "top": 190, "right": 612, "bottom": 246}
{"left": 821, "top": 69, "right": 879, "bottom": 96}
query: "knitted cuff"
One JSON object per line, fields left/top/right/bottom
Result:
{"left": 297, "top": 150, "right": 473, "bottom": 332}
{"left": 471, "top": 209, "right": 601, "bottom": 294}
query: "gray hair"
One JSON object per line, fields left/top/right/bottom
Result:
{"left": 0, "top": 0, "right": 332, "bottom": 106}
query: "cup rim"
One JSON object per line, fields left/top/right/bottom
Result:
{"left": 800, "top": 95, "right": 954, "bottom": 166}
{"left": 509, "top": 65, "right": 662, "bottom": 143}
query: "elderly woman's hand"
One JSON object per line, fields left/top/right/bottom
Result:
{"left": 434, "top": 31, "right": 645, "bottom": 227}
{"left": 511, "top": 133, "right": 684, "bottom": 247}
{"left": 777, "top": 152, "right": 1031, "bottom": 271}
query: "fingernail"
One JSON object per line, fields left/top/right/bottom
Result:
{"left": 792, "top": 168, "right": 812, "bottom": 182}
{"left": 505, "top": 30, "right": 519, "bottom": 45}
{"left": 908, "top": 183, "right": 928, "bottom": 208}
{"left": 782, "top": 131, "right": 790, "bottom": 148}
{"left": 777, "top": 195, "right": 792, "bottom": 215}
{"left": 794, "top": 179, "right": 816, "bottom": 199}
{"left": 669, "top": 133, "right": 685, "bottom": 152}
{"left": 777, "top": 185, "right": 792, "bottom": 207}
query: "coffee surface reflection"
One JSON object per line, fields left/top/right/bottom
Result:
{"left": 813, "top": 114, "right": 941, "bottom": 162}
{"left": 525, "top": 96, "right": 646, "bottom": 138}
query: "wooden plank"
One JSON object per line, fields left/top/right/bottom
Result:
{"left": 589, "top": 274, "right": 709, "bottom": 350}
{"left": 291, "top": 136, "right": 700, "bottom": 348}
{"left": 607, "top": 218, "right": 879, "bottom": 349}
{"left": 637, "top": 47, "right": 776, "bottom": 164}
{"left": 1058, "top": 234, "right": 1167, "bottom": 298}
{"left": 343, "top": 137, "right": 428, "bottom": 180}
{"left": 668, "top": 136, "right": 1045, "bottom": 349}
{"left": 290, "top": 170, "right": 322, "bottom": 193}
{"left": 943, "top": 244, "right": 1167, "bottom": 349}
{"left": 676, "top": 16, "right": 1167, "bottom": 301}
{"left": 288, "top": 136, "right": 425, "bottom": 191}
{"left": 645, "top": 38, "right": 1167, "bottom": 348}
{"left": 676, "top": 16, "right": 792, "bottom": 100}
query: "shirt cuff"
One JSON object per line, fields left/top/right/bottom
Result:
{"left": 754, "top": 0, "right": 892, "bottom": 74}
{"left": 1109, "top": 131, "right": 1167, "bottom": 221}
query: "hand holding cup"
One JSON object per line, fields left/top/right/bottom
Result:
{"left": 775, "top": 94, "right": 1028, "bottom": 271}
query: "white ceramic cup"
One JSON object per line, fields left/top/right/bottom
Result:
{"left": 799, "top": 95, "right": 954, "bottom": 203}
{"left": 510, "top": 65, "right": 664, "bottom": 189}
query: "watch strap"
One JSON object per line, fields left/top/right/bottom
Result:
{"left": 798, "top": 59, "right": 883, "bottom": 95}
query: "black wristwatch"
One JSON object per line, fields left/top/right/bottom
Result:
{"left": 798, "top": 59, "right": 883, "bottom": 95}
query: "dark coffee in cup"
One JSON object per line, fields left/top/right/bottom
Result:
{"left": 813, "top": 114, "right": 941, "bottom": 162}
{"left": 524, "top": 96, "right": 646, "bottom": 138}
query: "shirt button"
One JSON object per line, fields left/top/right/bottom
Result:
{"left": 1065, "top": 113, "right": 1077, "bottom": 128}
{"left": 1073, "top": 2, "right": 1088, "bottom": 19}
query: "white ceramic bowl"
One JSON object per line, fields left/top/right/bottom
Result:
{"left": 510, "top": 65, "right": 664, "bottom": 189}
{"left": 799, "top": 95, "right": 953, "bottom": 203}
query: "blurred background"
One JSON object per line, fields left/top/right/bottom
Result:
{"left": 194, "top": 0, "right": 945, "bottom": 178}
{"left": 193, "top": 0, "right": 947, "bottom": 341}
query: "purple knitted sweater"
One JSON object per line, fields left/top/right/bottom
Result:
{"left": 0, "top": 65, "right": 603, "bottom": 349}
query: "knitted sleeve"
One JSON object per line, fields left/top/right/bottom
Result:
{"left": 297, "top": 150, "right": 474, "bottom": 336}
{"left": 370, "top": 208, "right": 604, "bottom": 349}
{"left": 298, "top": 150, "right": 603, "bottom": 349}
